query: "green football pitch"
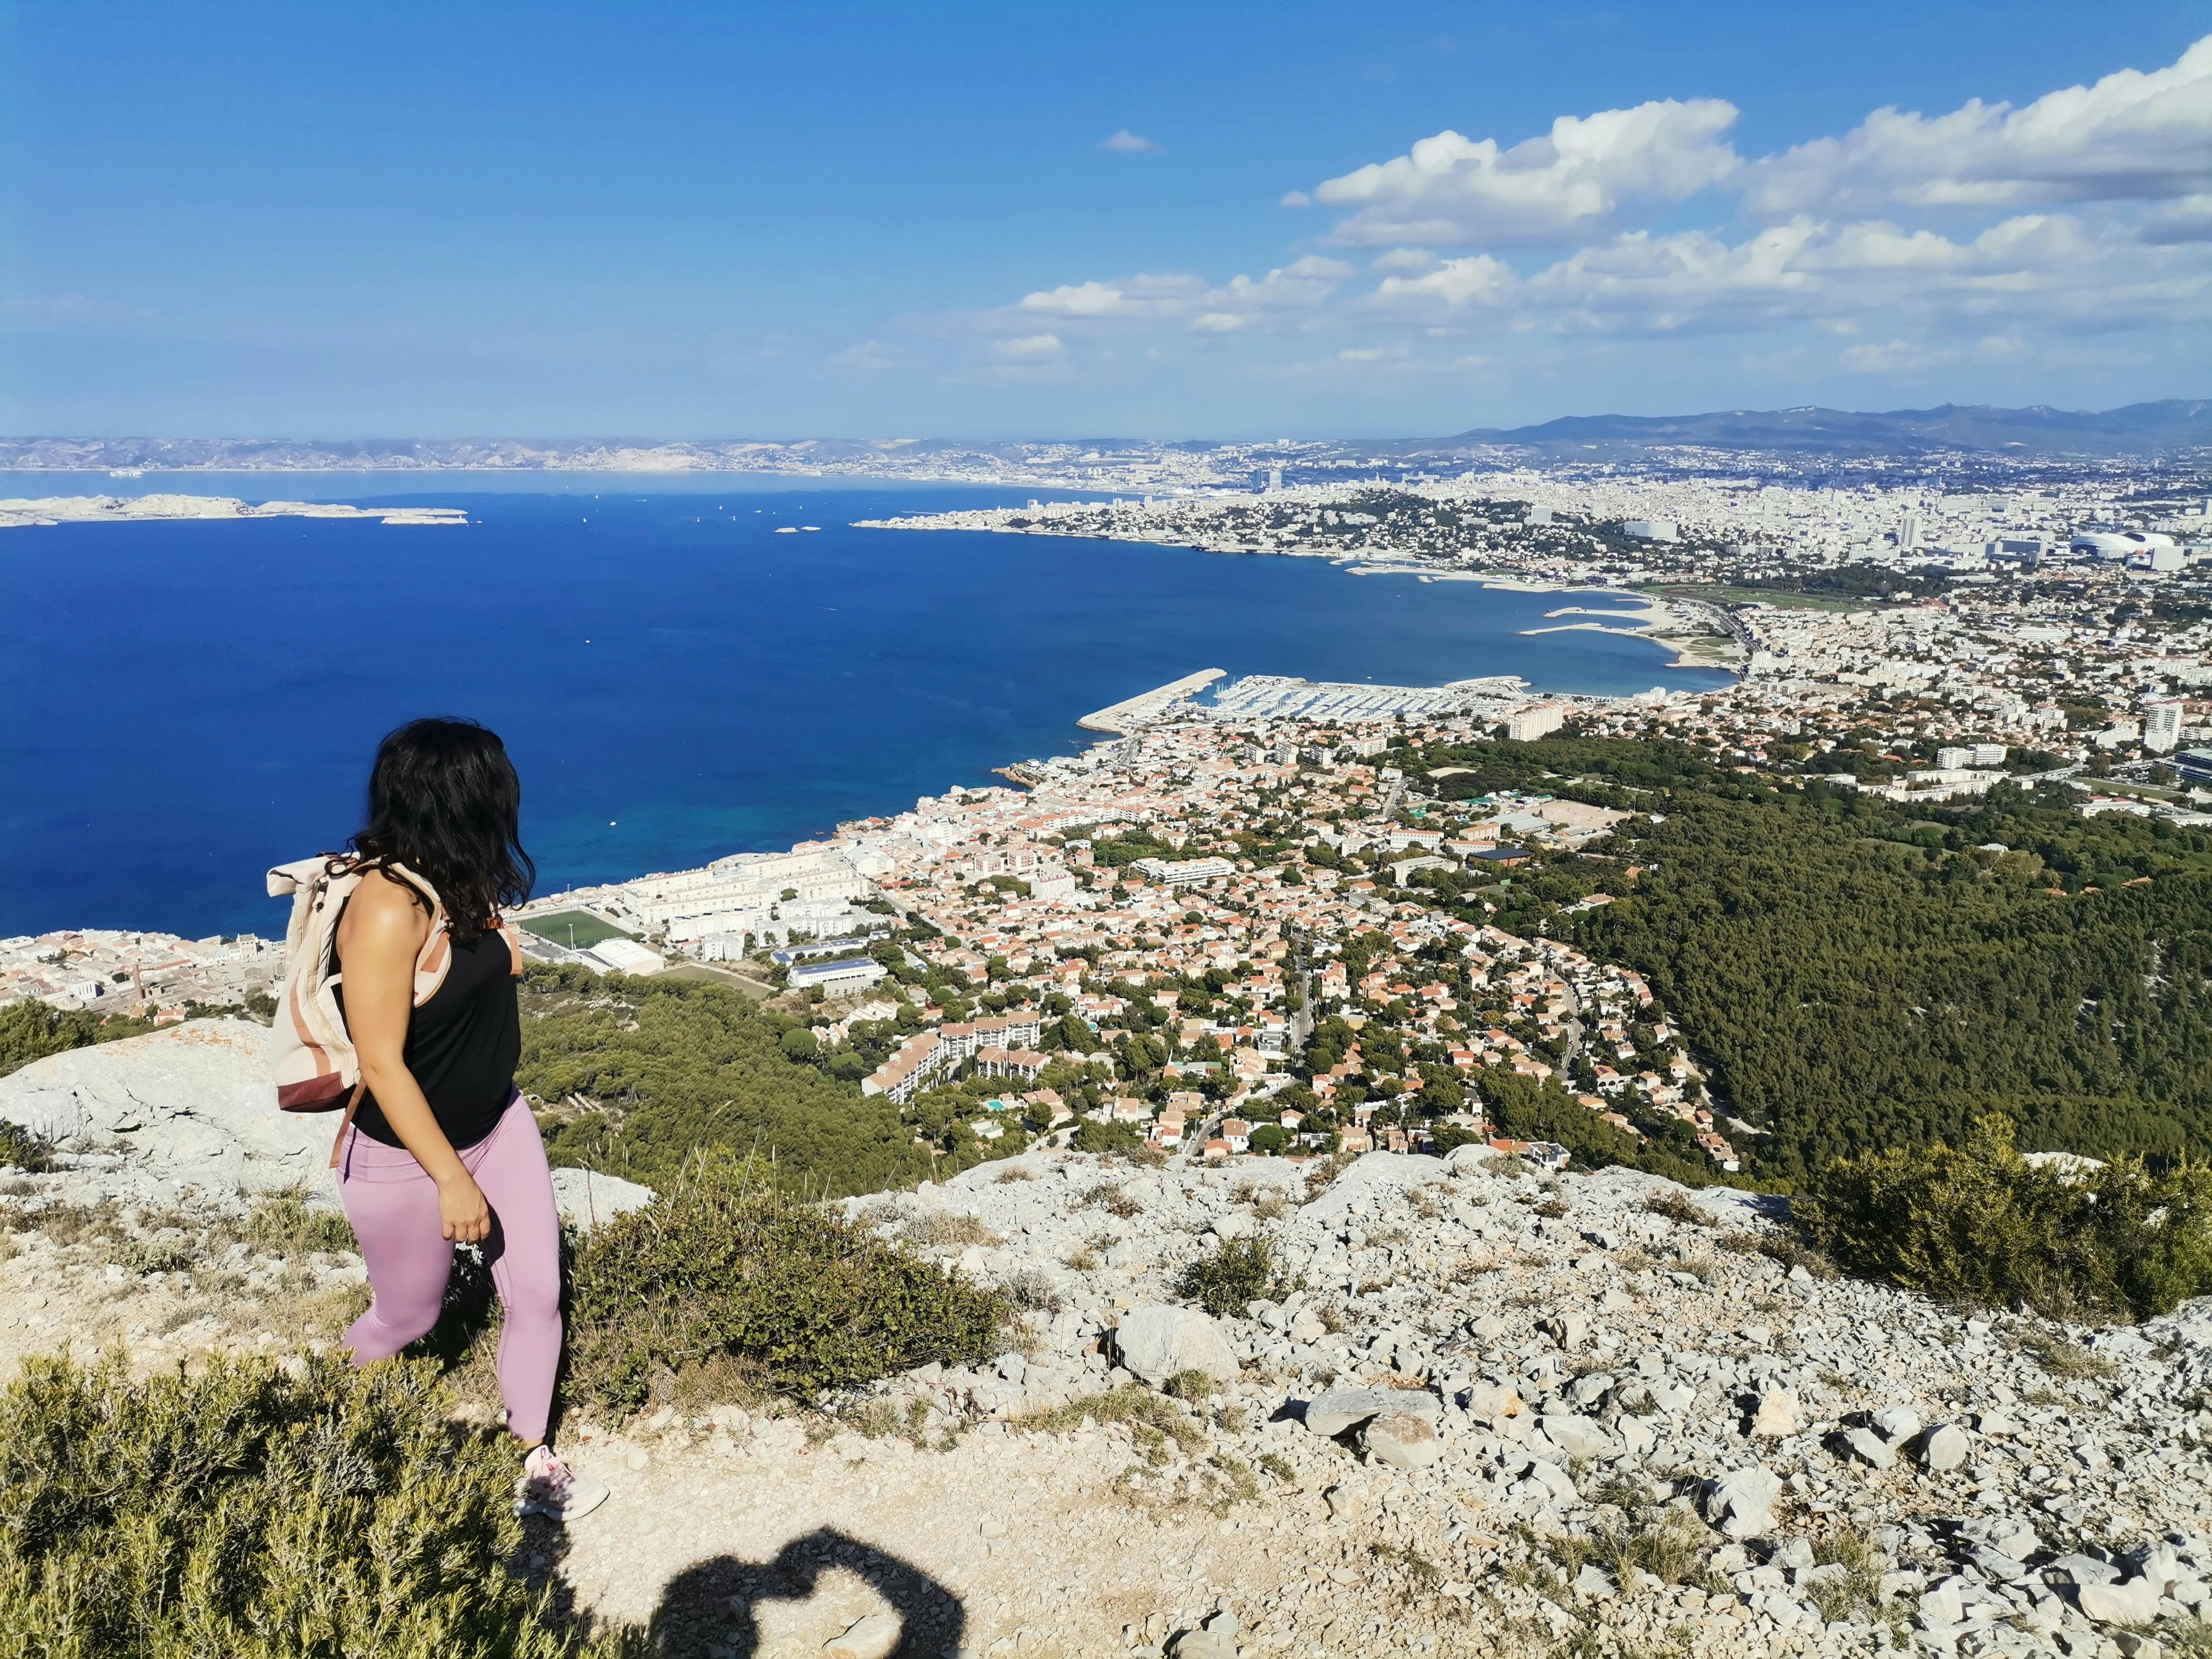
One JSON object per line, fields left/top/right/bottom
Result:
{"left": 520, "top": 910, "right": 634, "bottom": 950}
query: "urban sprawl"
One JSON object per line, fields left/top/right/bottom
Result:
{"left": 11, "top": 450, "right": 2212, "bottom": 1183}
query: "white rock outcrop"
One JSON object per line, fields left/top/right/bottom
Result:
{"left": 0, "top": 1020, "right": 326, "bottom": 1201}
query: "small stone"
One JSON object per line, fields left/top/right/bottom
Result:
{"left": 1323, "top": 1484, "right": 1369, "bottom": 1521}
{"left": 1460, "top": 1381, "right": 1525, "bottom": 1421}
{"left": 1361, "top": 1411, "right": 1444, "bottom": 1470}
{"left": 2078, "top": 1575, "right": 2164, "bottom": 1626}
{"left": 1870, "top": 1405, "right": 1921, "bottom": 1443}
{"left": 1114, "top": 1305, "right": 1238, "bottom": 1386}
{"left": 1303, "top": 1388, "right": 1390, "bottom": 1438}
{"left": 1701, "top": 1464, "right": 1782, "bottom": 1541}
{"left": 1918, "top": 1423, "right": 1970, "bottom": 1472}
{"left": 1573, "top": 1563, "right": 1616, "bottom": 1598}
{"left": 1536, "top": 1413, "right": 1615, "bottom": 1461}
{"left": 1838, "top": 1427, "right": 1894, "bottom": 1470}
{"left": 823, "top": 1612, "right": 901, "bottom": 1659}
{"left": 1749, "top": 1389, "right": 1799, "bottom": 1439}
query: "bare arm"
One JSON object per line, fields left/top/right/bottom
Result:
{"left": 335, "top": 869, "right": 491, "bottom": 1243}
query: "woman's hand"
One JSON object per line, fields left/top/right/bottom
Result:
{"left": 438, "top": 1172, "right": 492, "bottom": 1243}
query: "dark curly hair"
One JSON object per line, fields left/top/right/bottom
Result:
{"left": 348, "top": 717, "right": 534, "bottom": 942}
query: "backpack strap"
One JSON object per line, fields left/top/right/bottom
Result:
{"left": 327, "top": 1079, "right": 366, "bottom": 1170}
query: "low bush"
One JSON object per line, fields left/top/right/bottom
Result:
{"left": 238, "top": 1193, "right": 359, "bottom": 1256}
{"left": 0, "top": 1349, "right": 633, "bottom": 1658}
{"left": 0, "top": 1119, "right": 53, "bottom": 1173}
{"left": 1793, "top": 1115, "right": 2212, "bottom": 1322}
{"left": 0, "top": 1000, "right": 157, "bottom": 1084}
{"left": 1176, "top": 1234, "right": 1285, "bottom": 1318}
{"left": 1069, "top": 1117, "right": 1146, "bottom": 1157}
{"left": 565, "top": 1150, "right": 1009, "bottom": 1416}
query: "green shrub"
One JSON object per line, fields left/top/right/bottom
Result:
{"left": 1176, "top": 1234, "right": 1284, "bottom": 1318}
{"left": 0, "top": 1000, "right": 158, "bottom": 1083}
{"left": 565, "top": 1150, "right": 1009, "bottom": 1415}
{"left": 1794, "top": 1115, "right": 2212, "bottom": 1321}
{"left": 0, "top": 1118, "right": 54, "bottom": 1172}
{"left": 239, "top": 1194, "right": 359, "bottom": 1257}
{"left": 1070, "top": 1117, "right": 1145, "bottom": 1156}
{"left": 0, "top": 1349, "right": 634, "bottom": 1658}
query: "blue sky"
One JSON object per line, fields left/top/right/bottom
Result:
{"left": 3, "top": 1, "right": 2208, "bottom": 438}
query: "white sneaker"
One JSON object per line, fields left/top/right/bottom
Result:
{"left": 514, "top": 1444, "right": 609, "bottom": 1522}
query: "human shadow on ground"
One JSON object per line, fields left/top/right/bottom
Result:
{"left": 524, "top": 1521, "right": 967, "bottom": 1658}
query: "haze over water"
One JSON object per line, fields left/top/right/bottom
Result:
{"left": 0, "top": 479, "right": 1732, "bottom": 939}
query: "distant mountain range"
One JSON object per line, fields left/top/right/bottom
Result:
{"left": 1, "top": 400, "right": 2204, "bottom": 478}
{"left": 1433, "top": 399, "right": 2212, "bottom": 457}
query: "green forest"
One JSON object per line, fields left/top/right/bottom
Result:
{"left": 516, "top": 964, "right": 939, "bottom": 1196}
{"left": 1569, "top": 775, "right": 2212, "bottom": 1179}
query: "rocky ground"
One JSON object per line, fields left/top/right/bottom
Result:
{"left": 3, "top": 1023, "right": 2210, "bottom": 1658}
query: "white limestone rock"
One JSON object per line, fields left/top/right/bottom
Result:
{"left": 1749, "top": 1388, "right": 1800, "bottom": 1438}
{"left": 1700, "top": 1464, "right": 1782, "bottom": 1541}
{"left": 1113, "top": 1305, "right": 1238, "bottom": 1386}
{"left": 549, "top": 1166, "right": 656, "bottom": 1232}
{"left": 0, "top": 1020, "right": 326, "bottom": 1199}
{"left": 1917, "top": 1421, "right": 1971, "bottom": 1472}
{"left": 1361, "top": 1410, "right": 1444, "bottom": 1470}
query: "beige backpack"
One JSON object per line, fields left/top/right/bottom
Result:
{"left": 267, "top": 857, "right": 524, "bottom": 1161}
{"left": 265, "top": 854, "right": 461, "bottom": 1118}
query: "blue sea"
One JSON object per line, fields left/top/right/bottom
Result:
{"left": 0, "top": 474, "right": 1733, "bottom": 939}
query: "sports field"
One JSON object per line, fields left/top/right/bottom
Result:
{"left": 519, "top": 910, "right": 633, "bottom": 951}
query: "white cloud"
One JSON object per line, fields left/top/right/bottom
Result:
{"left": 926, "top": 40, "right": 2211, "bottom": 390}
{"left": 1210, "top": 254, "right": 1352, "bottom": 310}
{"left": 1369, "top": 254, "right": 1517, "bottom": 311}
{"left": 1018, "top": 274, "right": 1207, "bottom": 319}
{"left": 1507, "top": 212, "right": 2209, "bottom": 337}
{"left": 1011, "top": 258, "right": 1348, "bottom": 333}
{"left": 1840, "top": 337, "right": 1956, "bottom": 373}
{"left": 828, "top": 339, "right": 919, "bottom": 371}
{"left": 1100, "top": 129, "right": 1165, "bottom": 154}
{"left": 992, "top": 333, "right": 1066, "bottom": 362}
{"left": 1747, "top": 35, "right": 2212, "bottom": 217}
{"left": 1279, "top": 190, "right": 1312, "bottom": 209}
{"left": 1310, "top": 98, "right": 1741, "bottom": 247}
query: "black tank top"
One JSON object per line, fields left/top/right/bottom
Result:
{"left": 333, "top": 923, "right": 521, "bottom": 1151}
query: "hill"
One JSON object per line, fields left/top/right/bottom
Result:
{"left": 1435, "top": 399, "right": 2212, "bottom": 457}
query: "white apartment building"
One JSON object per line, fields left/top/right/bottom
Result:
{"left": 1130, "top": 855, "right": 1237, "bottom": 888}
{"left": 1506, "top": 703, "right": 1568, "bottom": 742}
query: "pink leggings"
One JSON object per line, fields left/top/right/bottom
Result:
{"left": 336, "top": 1095, "right": 562, "bottom": 1444}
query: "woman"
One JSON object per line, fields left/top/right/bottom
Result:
{"left": 330, "top": 716, "right": 607, "bottom": 1523}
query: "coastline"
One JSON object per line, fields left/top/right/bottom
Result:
{"left": 0, "top": 494, "right": 467, "bottom": 530}
{"left": 854, "top": 511, "right": 1746, "bottom": 679}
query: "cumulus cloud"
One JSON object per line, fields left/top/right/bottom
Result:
{"left": 941, "top": 40, "right": 2211, "bottom": 385}
{"left": 1100, "top": 129, "right": 1165, "bottom": 154}
{"left": 1746, "top": 35, "right": 2212, "bottom": 217}
{"left": 1310, "top": 98, "right": 1741, "bottom": 246}
{"left": 1012, "top": 258, "right": 1349, "bottom": 333}
{"left": 1368, "top": 253, "right": 1517, "bottom": 311}
{"left": 1018, "top": 274, "right": 1207, "bottom": 319}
